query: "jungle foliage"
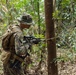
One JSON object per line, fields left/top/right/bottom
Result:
{"left": 0, "top": 0, "right": 76, "bottom": 74}
{"left": 0, "top": 0, "right": 76, "bottom": 50}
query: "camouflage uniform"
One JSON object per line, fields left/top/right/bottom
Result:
{"left": 3, "top": 25, "right": 27, "bottom": 75}
{"left": 2, "top": 13, "right": 33, "bottom": 75}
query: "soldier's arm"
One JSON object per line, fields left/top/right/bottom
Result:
{"left": 15, "top": 33, "right": 27, "bottom": 56}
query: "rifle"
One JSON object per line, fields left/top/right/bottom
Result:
{"left": 23, "top": 36, "right": 41, "bottom": 44}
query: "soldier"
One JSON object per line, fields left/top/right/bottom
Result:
{"left": 1, "top": 13, "right": 33, "bottom": 75}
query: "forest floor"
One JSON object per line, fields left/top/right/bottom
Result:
{"left": 0, "top": 48, "right": 76, "bottom": 75}
{"left": 57, "top": 48, "right": 76, "bottom": 75}
{"left": 0, "top": 53, "right": 3, "bottom": 75}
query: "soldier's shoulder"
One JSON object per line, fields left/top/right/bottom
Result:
{"left": 8, "top": 24, "right": 21, "bottom": 32}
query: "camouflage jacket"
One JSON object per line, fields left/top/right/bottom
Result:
{"left": 9, "top": 25, "right": 27, "bottom": 56}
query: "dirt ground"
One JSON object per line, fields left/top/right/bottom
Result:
{"left": 0, "top": 48, "right": 76, "bottom": 75}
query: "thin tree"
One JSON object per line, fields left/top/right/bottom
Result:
{"left": 37, "top": 0, "right": 41, "bottom": 34}
{"left": 44, "top": 0, "right": 58, "bottom": 75}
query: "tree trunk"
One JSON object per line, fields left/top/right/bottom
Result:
{"left": 44, "top": 0, "right": 58, "bottom": 75}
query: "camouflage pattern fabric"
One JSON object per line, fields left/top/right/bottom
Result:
{"left": 2, "top": 25, "right": 27, "bottom": 75}
{"left": 13, "top": 25, "right": 27, "bottom": 56}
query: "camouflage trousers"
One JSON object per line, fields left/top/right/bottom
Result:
{"left": 3, "top": 62, "right": 25, "bottom": 75}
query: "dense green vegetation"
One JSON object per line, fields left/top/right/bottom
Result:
{"left": 0, "top": 0, "right": 76, "bottom": 75}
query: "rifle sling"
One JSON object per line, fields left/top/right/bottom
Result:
{"left": 13, "top": 54, "right": 24, "bottom": 62}
{"left": 13, "top": 52, "right": 29, "bottom": 62}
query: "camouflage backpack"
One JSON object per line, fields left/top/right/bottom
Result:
{"left": 2, "top": 26, "right": 16, "bottom": 51}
